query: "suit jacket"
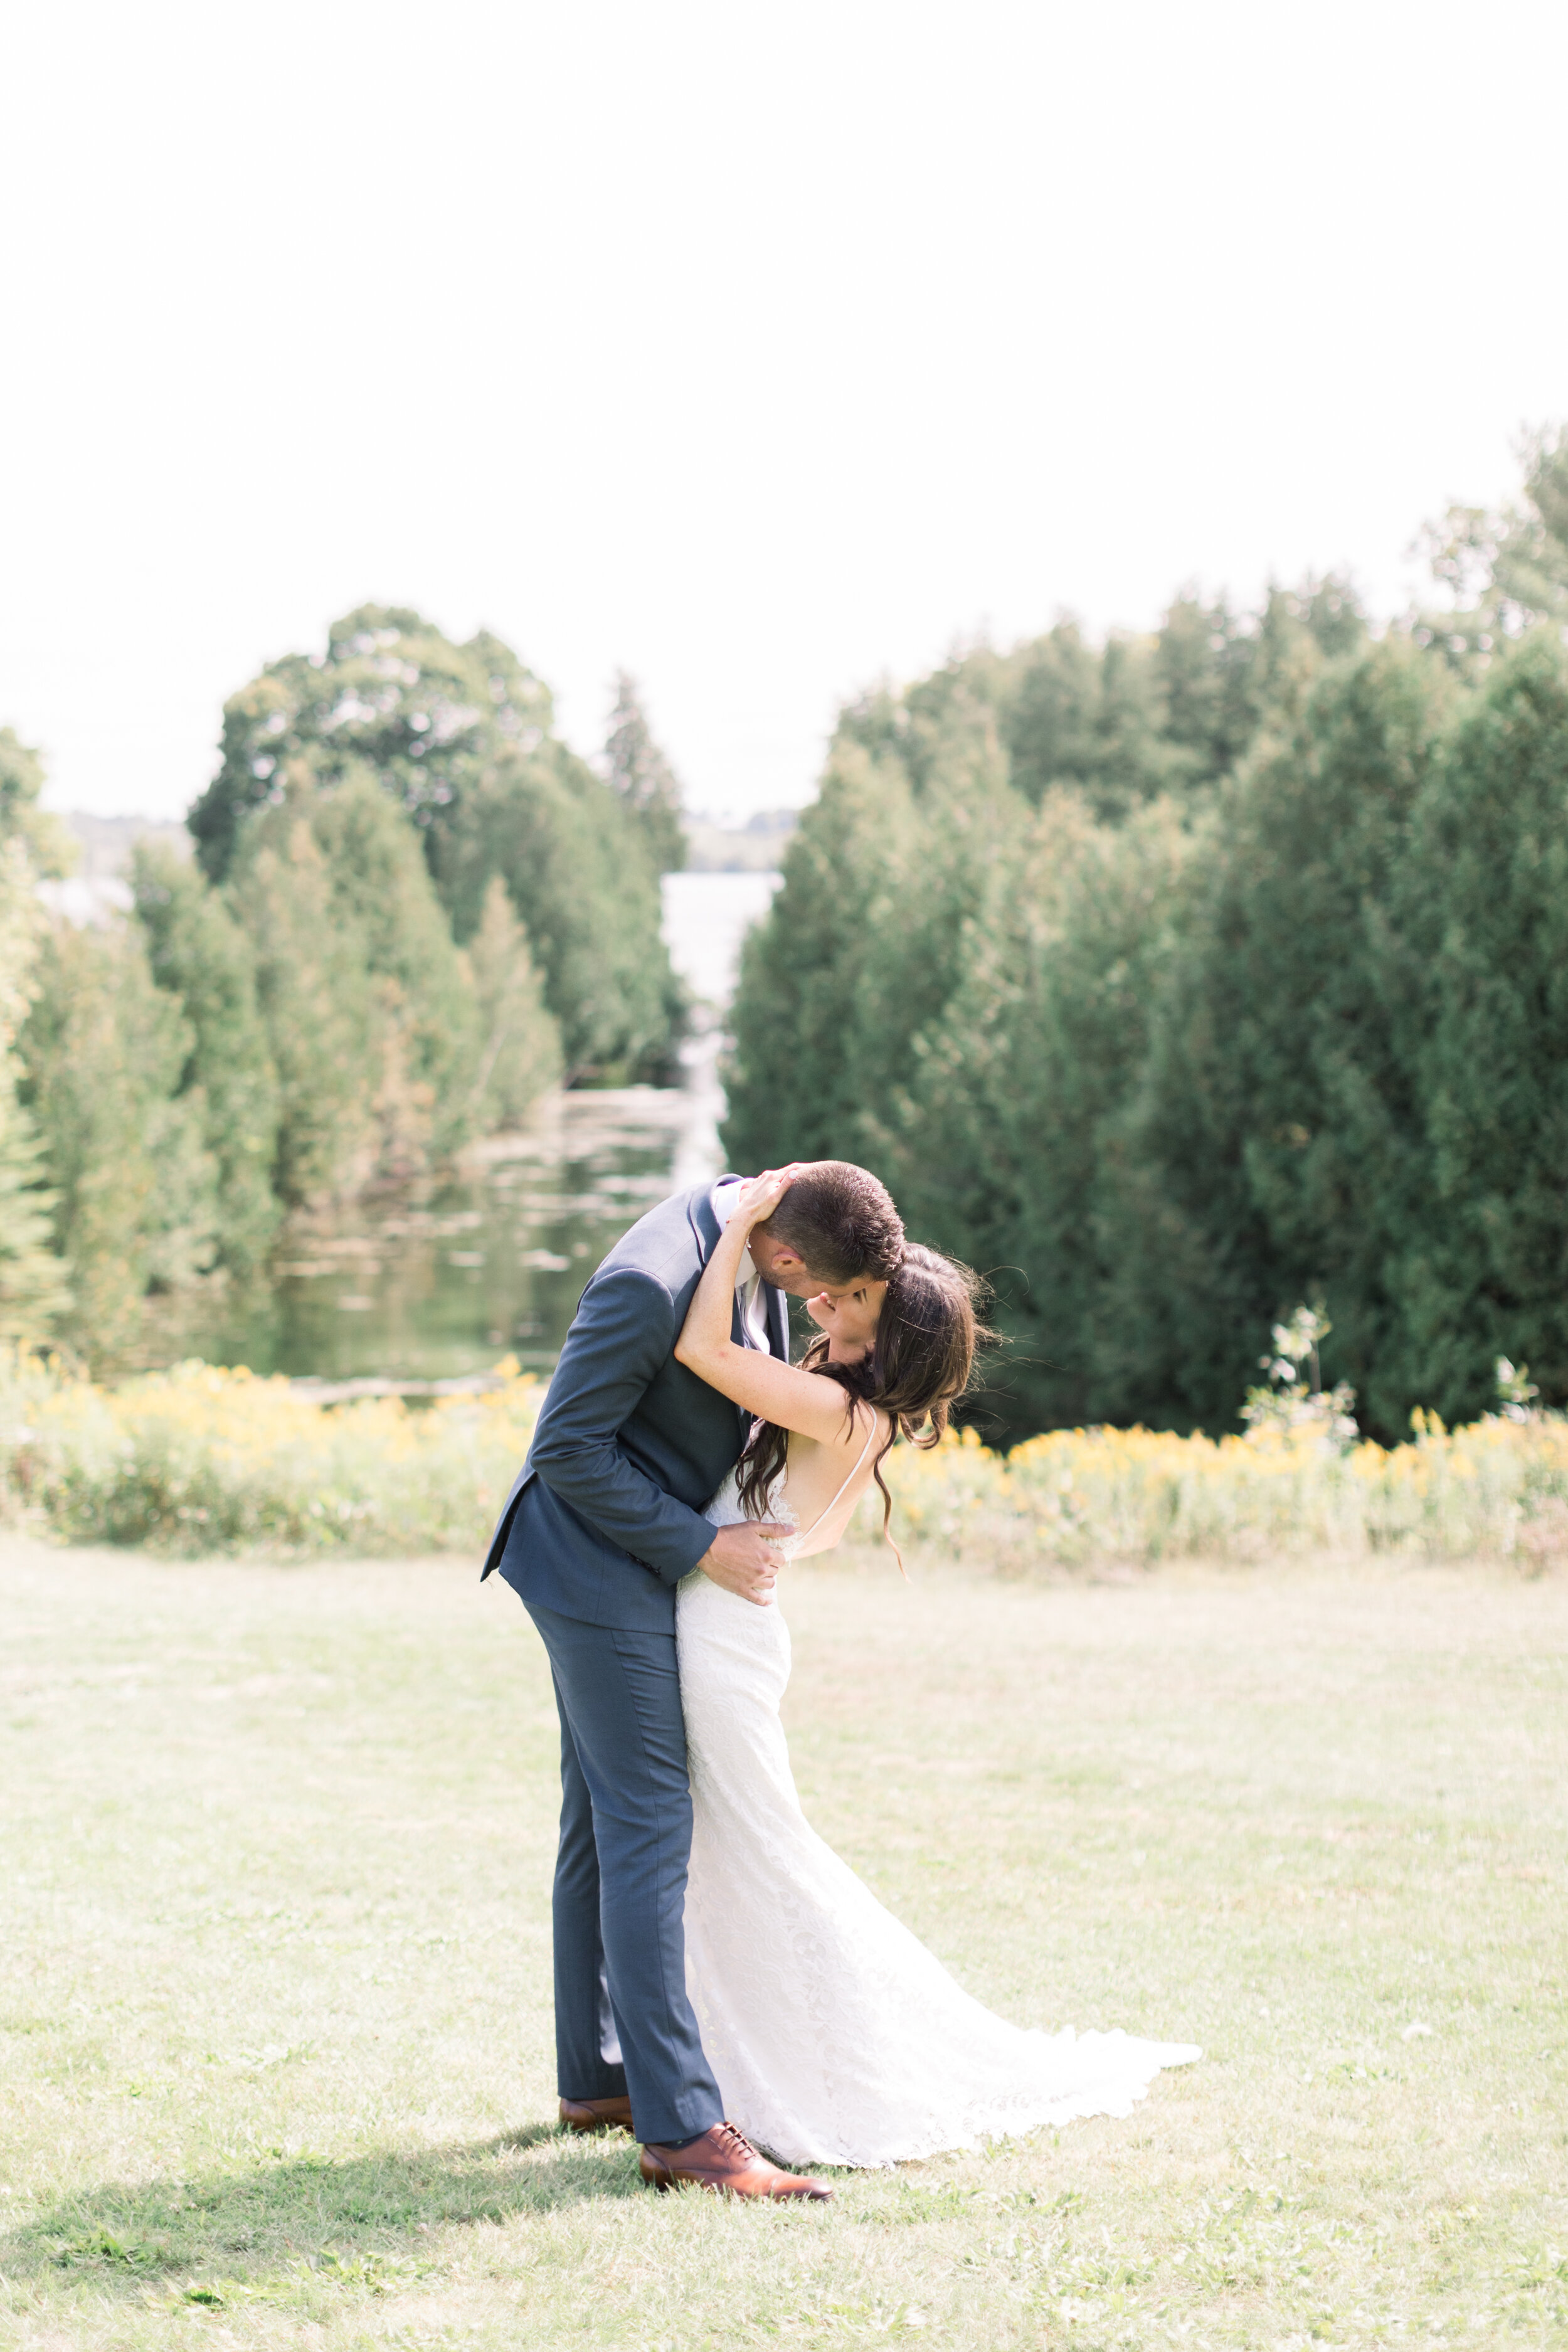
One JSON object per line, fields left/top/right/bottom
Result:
{"left": 481, "top": 1180, "right": 788, "bottom": 1630}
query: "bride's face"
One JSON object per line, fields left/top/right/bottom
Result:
{"left": 805, "top": 1278, "right": 885, "bottom": 1364}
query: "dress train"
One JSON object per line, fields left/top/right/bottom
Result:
{"left": 676, "top": 1463, "right": 1199, "bottom": 2168}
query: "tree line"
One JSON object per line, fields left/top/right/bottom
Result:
{"left": 0, "top": 607, "right": 686, "bottom": 1366}
{"left": 723, "top": 432, "right": 1568, "bottom": 1445}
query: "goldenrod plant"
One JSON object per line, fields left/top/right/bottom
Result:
{"left": 0, "top": 1355, "right": 544, "bottom": 1555}
{"left": 4, "top": 1350, "right": 1564, "bottom": 1572}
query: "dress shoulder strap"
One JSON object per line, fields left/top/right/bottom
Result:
{"left": 795, "top": 1407, "right": 883, "bottom": 1544}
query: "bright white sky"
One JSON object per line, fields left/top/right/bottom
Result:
{"left": 3, "top": 0, "right": 1565, "bottom": 825}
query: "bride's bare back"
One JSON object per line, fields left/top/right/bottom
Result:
{"left": 768, "top": 1409, "right": 886, "bottom": 1559}
{"left": 761, "top": 1411, "right": 893, "bottom": 1562}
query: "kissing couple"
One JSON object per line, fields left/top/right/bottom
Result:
{"left": 482, "top": 1161, "right": 1197, "bottom": 2200}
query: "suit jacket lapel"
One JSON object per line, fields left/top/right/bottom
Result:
{"left": 687, "top": 1182, "right": 723, "bottom": 1263}
{"left": 687, "top": 1178, "right": 753, "bottom": 1448}
{"left": 764, "top": 1281, "right": 788, "bottom": 1362}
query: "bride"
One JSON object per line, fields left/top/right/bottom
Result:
{"left": 669, "top": 1166, "right": 1199, "bottom": 2174}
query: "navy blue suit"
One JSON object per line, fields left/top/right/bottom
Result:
{"left": 483, "top": 1181, "right": 787, "bottom": 2139}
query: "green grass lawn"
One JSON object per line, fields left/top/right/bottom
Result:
{"left": 1, "top": 1535, "right": 1564, "bottom": 2351}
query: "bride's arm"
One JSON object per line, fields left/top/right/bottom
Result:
{"left": 675, "top": 1169, "right": 872, "bottom": 1451}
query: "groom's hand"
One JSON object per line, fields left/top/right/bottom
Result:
{"left": 697, "top": 1522, "right": 790, "bottom": 1608}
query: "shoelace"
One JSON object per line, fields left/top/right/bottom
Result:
{"left": 712, "top": 2121, "right": 758, "bottom": 2161}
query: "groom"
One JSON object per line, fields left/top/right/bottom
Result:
{"left": 482, "top": 1161, "right": 904, "bottom": 2197}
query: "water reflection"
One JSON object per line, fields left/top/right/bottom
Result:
{"left": 166, "top": 1090, "right": 690, "bottom": 1383}
{"left": 149, "top": 870, "right": 782, "bottom": 1384}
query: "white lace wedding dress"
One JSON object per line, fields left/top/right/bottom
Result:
{"left": 676, "top": 1452, "right": 1200, "bottom": 2170}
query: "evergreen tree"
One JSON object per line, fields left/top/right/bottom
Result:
{"left": 1391, "top": 630, "right": 1568, "bottom": 1421}
{"left": 225, "top": 796, "right": 379, "bottom": 1205}
{"left": 226, "top": 771, "right": 489, "bottom": 1200}
{"left": 722, "top": 696, "right": 1026, "bottom": 1173}
{"left": 464, "top": 876, "right": 563, "bottom": 1131}
{"left": 0, "top": 834, "right": 70, "bottom": 1343}
{"left": 130, "top": 843, "right": 282, "bottom": 1276}
{"left": 605, "top": 670, "right": 687, "bottom": 873}
{"left": 842, "top": 697, "right": 1026, "bottom": 1160}
{"left": 0, "top": 728, "right": 73, "bottom": 877}
{"left": 1101, "top": 640, "right": 1446, "bottom": 1438}
{"left": 999, "top": 622, "right": 1187, "bottom": 818}
{"left": 437, "top": 741, "right": 679, "bottom": 1080}
{"left": 1152, "top": 576, "right": 1367, "bottom": 793}
{"left": 305, "top": 773, "right": 484, "bottom": 1165}
{"left": 890, "top": 793, "right": 1192, "bottom": 1439}
{"left": 721, "top": 738, "right": 914, "bottom": 1170}
{"left": 726, "top": 579, "right": 1397, "bottom": 1444}
{"left": 20, "top": 920, "right": 218, "bottom": 1367}
{"left": 1153, "top": 592, "right": 1258, "bottom": 784}
{"left": 826, "top": 581, "right": 1365, "bottom": 830}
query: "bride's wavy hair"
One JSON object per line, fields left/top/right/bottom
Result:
{"left": 736, "top": 1244, "right": 992, "bottom": 1560}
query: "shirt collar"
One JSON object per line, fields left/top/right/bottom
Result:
{"left": 709, "top": 1175, "right": 758, "bottom": 1288}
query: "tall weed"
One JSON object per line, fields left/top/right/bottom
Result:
{"left": 3, "top": 1350, "right": 1565, "bottom": 1567}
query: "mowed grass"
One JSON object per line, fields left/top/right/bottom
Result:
{"left": 0, "top": 1538, "right": 1564, "bottom": 2352}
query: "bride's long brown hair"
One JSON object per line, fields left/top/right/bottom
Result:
{"left": 736, "top": 1244, "right": 990, "bottom": 1555}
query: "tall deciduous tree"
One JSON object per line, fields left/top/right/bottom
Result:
{"left": 188, "top": 606, "right": 554, "bottom": 880}
{"left": 1418, "top": 426, "right": 1568, "bottom": 657}
{"left": 188, "top": 605, "right": 679, "bottom": 1078}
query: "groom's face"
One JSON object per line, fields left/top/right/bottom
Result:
{"left": 748, "top": 1229, "right": 886, "bottom": 1362}
{"left": 744, "top": 1229, "right": 819, "bottom": 1298}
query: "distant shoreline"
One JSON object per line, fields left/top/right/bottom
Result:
{"left": 682, "top": 808, "right": 797, "bottom": 872}
{"left": 50, "top": 803, "right": 798, "bottom": 879}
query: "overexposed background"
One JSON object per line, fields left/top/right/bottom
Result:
{"left": 3, "top": 0, "right": 1565, "bottom": 824}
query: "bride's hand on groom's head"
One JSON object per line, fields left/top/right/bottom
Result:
{"left": 732, "top": 1166, "right": 803, "bottom": 1229}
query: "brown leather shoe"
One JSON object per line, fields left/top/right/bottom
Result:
{"left": 559, "top": 2094, "right": 635, "bottom": 2134}
{"left": 639, "top": 2120, "right": 833, "bottom": 2200}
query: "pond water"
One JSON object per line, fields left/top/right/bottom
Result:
{"left": 159, "top": 871, "right": 781, "bottom": 1384}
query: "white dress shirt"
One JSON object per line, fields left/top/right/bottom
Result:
{"left": 709, "top": 1177, "right": 773, "bottom": 1353}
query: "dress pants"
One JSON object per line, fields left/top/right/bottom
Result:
{"left": 524, "top": 1597, "right": 723, "bottom": 2146}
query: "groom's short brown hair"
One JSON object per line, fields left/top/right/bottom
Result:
{"left": 756, "top": 1160, "right": 904, "bottom": 1287}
